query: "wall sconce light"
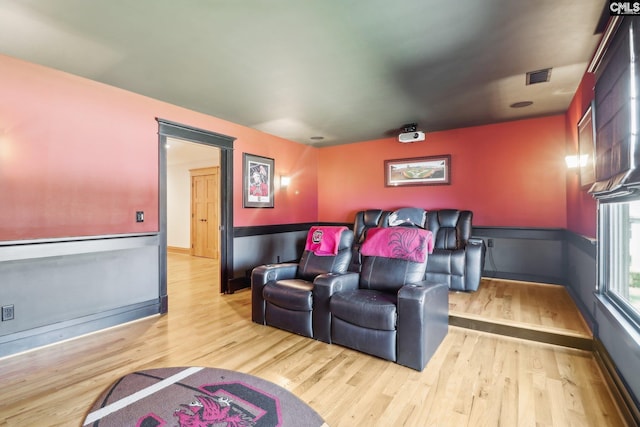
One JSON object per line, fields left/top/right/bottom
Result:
{"left": 565, "top": 154, "right": 588, "bottom": 169}
{"left": 280, "top": 175, "right": 291, "bottom": 188}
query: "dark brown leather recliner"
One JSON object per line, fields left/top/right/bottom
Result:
{"left": 351, "top": 209, "right": 486, "bottom": 291}
{"left": 251, "top": 228, "right": 354, "bottom": 338}
{"left": 424, "top": 209, "right": 485, "bottom": 292}
{"left": 349, "top": 209, "right": 389, "bottom": 272}
{"left": 314, "top": 227, "right": 449, "bottom": 371}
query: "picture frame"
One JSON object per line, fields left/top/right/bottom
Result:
{"left": 577, "top": 102, "right": 596, "bottom": 188}
{"left": 243, "top": 153, "right": 274, "bottom": 208}
{"left": 385, "top": 155, "right": 451, "bottom": 187}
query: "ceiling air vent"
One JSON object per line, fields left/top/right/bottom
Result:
{"left": 526, "top": 68, "right": 552, "bottom": 85}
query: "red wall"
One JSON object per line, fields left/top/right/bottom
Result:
{"left": 1, "top": 53, "right": 597, "bottom": 238}
{"left": 233, "top": 137, "right": 318, "bottom": 226}
{"left": 565, "top": 72, "right": 597, "bottom": 238}
{"left": 0, "top": 54, "right": 318, "bottom": 241}
{"left": 318, "top": 115, "right": 568, "bottom": 228}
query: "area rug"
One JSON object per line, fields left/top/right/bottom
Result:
{"left": 83, "top": 366, "right": 328, "bottom": 427}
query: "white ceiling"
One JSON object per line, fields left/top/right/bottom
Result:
{"left": 0, "top": 1, "right": 608, "bottom": 146}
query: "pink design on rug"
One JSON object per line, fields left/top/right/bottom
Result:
{"left": 304, "top": 226, "right": 347, "bottom": 256}
{"left": 360, "top": 227, "right": 433, "bottom": 263}
{"left": 174, "top": 394, "right": 248, "bottom": 427}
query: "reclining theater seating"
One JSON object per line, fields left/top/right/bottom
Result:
{"left": 352, "top": 208, "right": 486, "bottom": 291}
{"left": 314, "top": 226, "right": 449, "bottom": 371}
{"left": 424, "top": 209, "right": 485, "bottom": 292}
{"left": 251, "top": 226, "right": 354, "bottom": 338}
{"left": 349, "top": 209, "right": 388, "bottom": 272}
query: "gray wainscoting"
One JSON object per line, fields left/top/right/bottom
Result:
{"left": 595, "top": 296, "right": 640, "bottom": 416}
{"left": 232, "top": 225, "right": 570, "bottom": 288}
{"left": 565, "top": 232, "right": 597, "bottom": 330}
{"left": 473, "top": 227, "right": 567, "bottom": 285}
{"left": 233, "top": 231, "right": 308, "bottom": 280}
{"left": 564, "top": 230, "right": 640, "bottom": 413}
{"left": 0, "top": 234, "right": 161, "bottom": 357}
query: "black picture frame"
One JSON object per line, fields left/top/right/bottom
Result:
{"left": 243, "top": 153, "right": 274, "bottom": 208}
{"left": 384, "top": 155, "right": 451, "bottom": 187}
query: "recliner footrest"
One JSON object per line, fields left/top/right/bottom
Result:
{"left": 330, "top": 289, "right": 397, "bottom": 330}
{"left": 263, "top": 279, "right": 313, "bottom": 311}
{"left": 331, "top": 316, "right": 396, "bottom": 362}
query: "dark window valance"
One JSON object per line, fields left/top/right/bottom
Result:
{"left": 590, "top": 17, "right": 640, "bottom": 199}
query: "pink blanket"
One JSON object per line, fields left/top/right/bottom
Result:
{"left": 304, "top": 226, "right": 347, "bottom": 256}
{"left": 360, "top": 227, "right": 433, "bottom": 263}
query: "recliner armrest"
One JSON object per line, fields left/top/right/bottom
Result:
{"left": 251, "top": 263, "right": 299, "bottom": 324}
{"left": 463, "top": 238, "right": 486, "bottom": 291}
{"left": 398, "top": 280, "right": 447, "bottom": 299}
{"left": 467, "top": 237, "right": 485, "bottom": 246}
{"left": 312, "top": 272, "right": 360, "bottom": 343}
{"left": 252, "top": 263, "right": 299, "bottom": 285}
{"left": 397, "top": 281, "right": 449, "bottom": 371}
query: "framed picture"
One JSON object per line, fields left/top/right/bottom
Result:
{"left": 577, "top": 102, "right": 596, "bottom": 188}
{"left": 385, "top": 155, "right": 451, "bottom": 187}
{"left": 243, "top": 153, "right": 274, "bottom": 208}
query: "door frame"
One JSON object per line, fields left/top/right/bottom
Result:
{"left": 157, "top": 119, "right": 235, "bottom": 312}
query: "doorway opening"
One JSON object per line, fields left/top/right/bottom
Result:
{"left": 166, "top": 139, "right": 220, "bottom": 259}
{"left": 158, "top": 119, "right": 235, "bottom": 312}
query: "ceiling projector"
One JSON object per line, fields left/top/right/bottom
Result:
{"left": 398, "top": 130, "right": 425, "bottom": 143}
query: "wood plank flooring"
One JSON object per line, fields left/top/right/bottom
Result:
{"left": 449, "top": 279, "right": 594, "bottom": 351}
{"left": 449, "top": 279, "right": 592, "bottom": 337}
{"left": 0, "top": 254, "right": 628, "bottom": 426}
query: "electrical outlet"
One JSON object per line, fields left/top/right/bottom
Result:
{"left": 2, "top": 305, "right": 14, "bottom": 321}
{"left": 136, "top": 211, "right": 144, "bottom": 223}
{"left": 487, "top": 239, "right": 494, "bottom": 247}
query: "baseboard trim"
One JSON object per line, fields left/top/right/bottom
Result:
{"left": 228, "top": 277, "right": 250, "bottom": 294}
{"left": 0, "top": 300, "right": 161, "bottom": 358}
{"left": 481, "top": 270, "right": 565, "bottom": 286}
{"left": 167, "top": 246, "right": 191, "bottom": 255}
{"left": 593, "top": 339, "right": 640, "bottom": 426}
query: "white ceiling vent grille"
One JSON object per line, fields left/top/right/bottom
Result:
{"left": 526, "top": 68, "right": 552, "bottom": 85}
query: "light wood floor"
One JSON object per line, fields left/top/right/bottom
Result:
{"left": 451, "top": 279, "right": 591, "bottom": 334}
{"left": 0, "top": 254, "right": 628, "bottom": 426}
{"left": 449, "top": 279, "right": 594, "bottom": 350}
